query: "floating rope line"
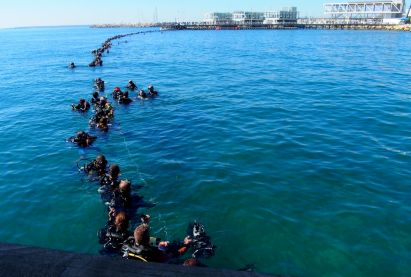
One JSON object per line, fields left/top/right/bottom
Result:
{"left": 117, "top": 126, "right": 149, "bottom": 187}
{"left": 156, "top": 213, "right": 170, "bottom": 241}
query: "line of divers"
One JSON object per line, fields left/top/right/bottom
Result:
{"left": 67, "top": 30, "right": 161, "bottom": 69}
{"left": 68, "top": 77, "right": 215, "bottom": 267}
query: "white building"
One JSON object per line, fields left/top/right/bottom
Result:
{"left": 264, "top": 7, "right": 298, "bottom": 24}
{"left": 232, "top": 11, "right": 265, "bottom": 25}
{"left": 203, "top": 7, "right": 300, "bottom": 25}
{"left": 204, "top": 13, "right": 233, "bottom": 25}
{"left": 324, "top": 0, "right": 405, "bottom": 19}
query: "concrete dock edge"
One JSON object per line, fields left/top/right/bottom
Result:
{"left": 0, "top": 243, "right": 273, "bottom": 277}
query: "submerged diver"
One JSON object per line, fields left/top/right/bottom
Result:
{"left": 94, "top": 78, "right": 105, "bottom": 91}
{"left": 69, "top": 131, "right": 97, "bottom": 148}
{"left": 90, "top": 57, "right": 103, "bottom": 67}
{"left": 100, "top": 164, "right": 121, "bottom": 188}
{"left": 121, "top": 220, "right": 157, "bottom": 261}
{"left": 118, "top": 91, "right": 133, "bottom": 105}
{"left": 138, "top": 90, "right": 147, "bottom": 99}
{"left": 91, "top": 92, "right": 100, "bottom": 105}
{"left": 96, "top": 117, "right": 109, "bottom": 132}
{"left": 99, "top": 164, "right": 121, "bottom": 204}
{"left": 99, "top": 211, "right": 131, "bottom": 253}
{"left": 96, "top": 97, "right": 114, "bottom": 118}
{"left": 110, "top": 179, "right": 132, "bottom": 210}
{"left": 187, "top": 222, "right": 216, "bottom": 259}
{"left": 83, "top": 155, "right": 108, "bottom": 177}
{"left": 112, "top": 87, "right": 123, "bottom": 100}
{"left": 72, "top": 99, "right": 90, "bottom": 112}
{"left": 147, "top": 85, "right": 158, "bottom": 97}
{"left": 121, "top": 215, "right": 193, "bottom": 263}
{"left": 127, "top": 80, "right": 137, "bottom": 90}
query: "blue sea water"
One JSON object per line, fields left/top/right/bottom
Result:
{"left": 0, "top": 26, "right": 410, "bottom": 276}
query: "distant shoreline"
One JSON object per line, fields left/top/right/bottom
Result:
{"left": 90, "top": 24, "right": 160, "bottom": 28}
{"left": 2, "top": 23, "right": 409, "bottom": 32}
{"left": 90, "top": 23, "right": 411, "bottom": 32}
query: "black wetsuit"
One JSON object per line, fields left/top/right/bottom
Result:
{"left": 72, "top": 133, "right": 96, "bottom": 147}
{"left": 111, "top": 189, "right": 132, "bottom": 210}
{"left": 99, "top": 175, "right": 120, "bottom": 203}
{"left": 112, "top": 90, "right": 123, "bottom": 100}
{"left": 91, "top": 96, "right": 100, "bottom": 105}
{"left": 85, "top": 160, "right": 107, "bottom": 177}
{"left": 119, "top": 97, "right": 132, "bottom": 104}
{"left": 148, "top": 91, "right": 158, "bottom": 97}
{"left": 73, "top": 102, "right": 90, "bottom": 112}
{"left": 127, "top": 82, "right": 137, "bottom": 90}
{"left": 139, "top": 92, "right": 147, "bottom": 99}
{"left": 99, "top": 224, "right": 131, "bottom": 253}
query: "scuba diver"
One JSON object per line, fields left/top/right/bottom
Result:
{"left": 89, "top": 110, "right": 105, "bottom": 128}
{"left": 121, "top": 217, "right": 213, "bottom": 264}
{"left": 115, "top": 180, "right": 132, "bottom": 208}
{"left": 147, "top": 85, "right": 158, "bottom": 97}
{"left": 112, "top": 87, "right": 123, "bottom": 100}
{"left": 91, "top": 92, "right": 100, "bottom": 105}
{"left": 97, "top": 117, "right": 109, "bottom": 132}
{"left": 118, "top": 91, "right": 133, "bottom": 105}
{"left": 109, "top": 180, "right": 132, "bottom": 210}
{"left": 72, "top": 99, "right": 90, "bottom": 112}
{"left": 69, "top": 62, "right": 76, "bottom": 69}
{"left": 96, "top": 97, "right": 114, "bottom": 118}
{"left": 138, "top": 90, "right": 148, "bottom": 100}
{"left": 90, "top": 57, "right": 103, "bottom": 67}
{"left": 152, "top": 236, "right": 193, "bottom": 263}
{"left": 99, "top": 164, "right": 121, "bottom": 204}
{"left": 127, "top": 80, "right": 137, "bottom": 90}
{"left": 100, "top": 164, "right": 120, "bottom": 188}
{"left": 98, "top": 211, "right": 131, "bottom": 253}
{"left": 186, "top": 222, "right": 216, "bottom": 259}
{"left": 83, "top": 155, "right": 108, "bottom": 177}
{"left": 121, "top": 219, "right": 159, "bottom": 262}
{"left": 91, "top": 97, "right": 114, "bottom": 126}
{"left": 94, "top": 78, "right": 105, "bottom": 91}
{"left": 69, "top": 131, "right": 97, "bottom": 148}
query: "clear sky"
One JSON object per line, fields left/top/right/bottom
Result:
{"left": 0, "top": 0, "right": 329, "bottom": 28}
{"left": 1, "top": 0, "right": 409, "bottom": 28}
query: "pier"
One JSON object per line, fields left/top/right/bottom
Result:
{"left": 157, "top": 22, "right": 411, "bottom": 31}
{"left": 90, "top": 21, "right": 411, "bottom": 32}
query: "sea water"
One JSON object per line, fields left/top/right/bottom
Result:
{"left": 0, "top": 26, "right": 410, "bottom": 276}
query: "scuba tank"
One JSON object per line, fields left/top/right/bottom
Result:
{"left": 98, "top": 226, "right": 130, "bottom": 253}
{"left": 121, "top": 236, "right": 162, "bottom": 262}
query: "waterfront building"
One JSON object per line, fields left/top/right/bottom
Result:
{"left": 232, "top": 11, "right": 265, "bottom": 25}
{"left": 204, "top": 13, "right": 233, "bottom": 25}
{"left": 324, "top": 0, "right": 405, "bottom": 19}
{"left": 264, "top": 7, "right": 298, "bottom": 24}
{"left": 204, "top": 9, "right": 298, "bottom": 25}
